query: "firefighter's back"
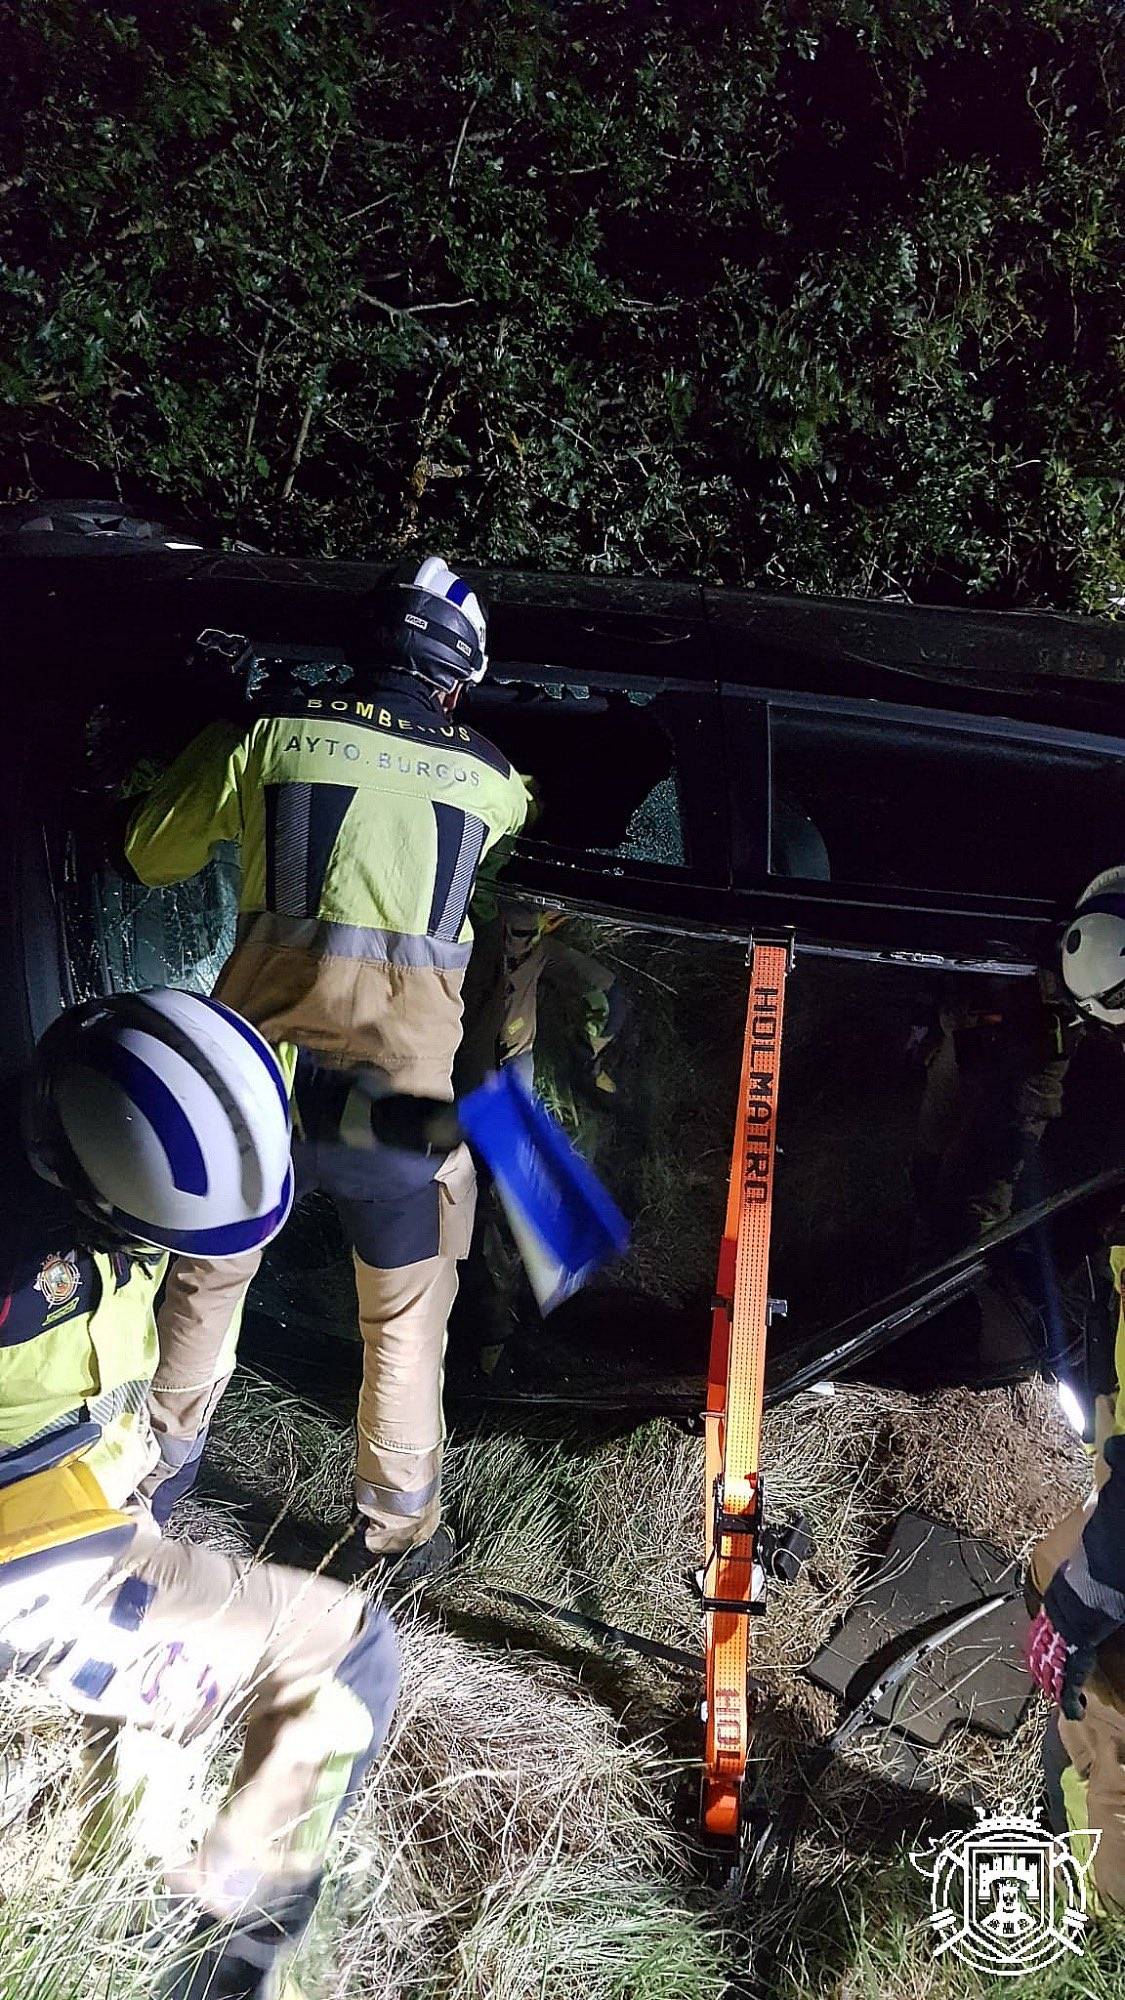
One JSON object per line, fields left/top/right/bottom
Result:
{"left": 214, "top": 678, "right": 528, "bottom": 1092}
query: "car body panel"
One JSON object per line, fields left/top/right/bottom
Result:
{"left": 3, "top": 538, "right": 1125, "bottom": 1400}
{"left": 6, "top": 546, "right": 1123, "bottom": 974}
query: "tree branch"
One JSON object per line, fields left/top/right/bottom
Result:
{"left": 243, "top": 333, "right": 270, "bottom": 476}
{"left": 280, "top": 389, "right": 318, "bottom": 503}
{"left": 448, "top": 90, "right": 484, "bottom": 191}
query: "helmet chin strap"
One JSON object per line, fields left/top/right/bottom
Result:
{"left": 385, "top": 664, "right": 462, "bottom": 712}
{"left": 67, "top": 1198, "right": 146, "bottom": 1257}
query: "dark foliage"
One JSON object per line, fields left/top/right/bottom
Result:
{"left": 1, "top": 0, "right": 1122, "bottom": 604}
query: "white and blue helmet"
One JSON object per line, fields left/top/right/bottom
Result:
{"left": 27, "top": 989, "right": 293, "bottom": 1255}
{"left": 362, "top": 555, "right": 488, "bottom": 692}
{"left": 1062, "top": 867, "right": 1125, "bottom": 1026}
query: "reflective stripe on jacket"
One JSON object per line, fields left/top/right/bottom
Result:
{"left": 125, "top": 683, "right": 530, "bottom": 1096}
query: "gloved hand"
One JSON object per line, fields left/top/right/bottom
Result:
{"left": 1026, "top": 1605, "right": 1097, "bottom": 1720}
{"left": 1026, "top": 1556, "right": 1118, "bottom": 1720}
{"left": 365, "top": 1091, "right": 462, "bottom": 1156}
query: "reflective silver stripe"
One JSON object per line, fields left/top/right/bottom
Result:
{"left": 149, "top": 1433, "right": 200, "bottom": 1472}
{"left": 434, "top": 811, "right": 487, "bottom": 942}
{"left": 236, "top": 912, "right": 471, "bottom": 971}
{"left": 13, "top": 1406, "right": 86, "bottom": 1451}
{"left": 1065, "top": 1546, "right": 1125, "bottom": 1624}
{"left": 273, "top": 783, "right": 313, "bottom": 919}
{"left": 4, "top": 1376, "right": 151, "bottom": 1458}
{"left": 356, "top": 1472, "right": 441, "bottom": 1518}
{"left": 88, "top": 1378, "right": 150, "bottom": 1429}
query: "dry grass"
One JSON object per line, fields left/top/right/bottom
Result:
{"left": 303, "top": 1607, "right": 723, "bottom": 2000}
{"left": 0, "top": 1362, "right": 1102, "bottom": 1998}
{"left": 871, "top": 1377, "right": 1092, "bottom": 1562}
{"left": 194, "top": 1366, "right": 1093, "bottom": 1998}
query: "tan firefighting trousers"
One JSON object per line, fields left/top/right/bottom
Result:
{"left": 144, "top": 1145, "right": 476, "bottom": 1552}
{"left": 1030, "top": 1485, "right": 1125, "bottom": 1910}
{"left": 1029, "top": 1243, "right": 1125, "bottom": 1911}
{"left": 0, "top": 1510, "right": 398, "bottom": 1918}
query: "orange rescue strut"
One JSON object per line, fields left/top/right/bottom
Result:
{"left": 702, "top": 938, "right": 791, "bottom": 1849}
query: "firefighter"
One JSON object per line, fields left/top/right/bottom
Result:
{"left": 911, "top": 973, "right": 1077, "bottom": 1252}
{"left": 446, "top": 895, "right": 627, "bottom": 1385}
{"left": 123, "top": 559, "right": 530, "bottom": 1575}
{"left": 0, "top": 988, "right": 398, "bottom": 2000}
{"left": 495, "top": 899, "right": 627, "bottom": 1102}
{"left": 1026, "top": 866, "right": 1125, "bottom": 1910}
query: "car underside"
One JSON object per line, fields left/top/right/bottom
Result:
{"left": 3, "top": 524, "right": 1124, "bottom": 1417}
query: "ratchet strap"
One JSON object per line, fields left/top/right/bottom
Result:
{"left": 702, "top": 941, "right": 789, "bottom": 1844}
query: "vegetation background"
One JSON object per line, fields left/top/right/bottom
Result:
{"left": 2, "top": 7, "right": 1125, "bottom": 1995}
{"left": 1, "top": 0, "right": 1122, "bottom": 608}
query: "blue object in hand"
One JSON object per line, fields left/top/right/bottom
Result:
{"left": 458, "top": 1067, "right": 630, "bottom": 1313}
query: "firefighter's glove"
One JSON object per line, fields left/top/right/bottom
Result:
{"left": 367, "top": 1094, "right": 462, "bottom": 1157}
{"left": 1026, "top": 1605, "right": 1095, "bottom": 1719}
{"left": 1027, "top": 1557, "right": 1120, "bottom": 1719}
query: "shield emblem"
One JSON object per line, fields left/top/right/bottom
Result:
{"left": 913, "top": 1806, "right": 1098, "bottom": 1975}
{"left": 969, "top": 1833, "right": 1049, "bottom": 1948}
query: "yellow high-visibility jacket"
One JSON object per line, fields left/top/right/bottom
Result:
{"left": 1110, "top": 1246, "right": 1125, "bottom": 1438}
{"left": 0, "top": 1242, "right": 164, "bottom": 1513}
{"left": 126, "top": 681, "right": 530, "bottom": 1098}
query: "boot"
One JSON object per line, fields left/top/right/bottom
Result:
{"left": 373, "top": 1520, "right": 457, "bottom": 1588}
{"left": 160, "top": 1879, "right": 320, "bottom": 2000}
{"left": 330, "top": 1518, "right": 457, "bottom": 1590}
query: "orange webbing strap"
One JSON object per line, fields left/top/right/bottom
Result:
{"left": 702, "top": 942, "right": 789, "bottom": 1844}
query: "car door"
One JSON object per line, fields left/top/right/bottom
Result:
{"left": 707, "top": 589, "right": 1125, "bottom": 971}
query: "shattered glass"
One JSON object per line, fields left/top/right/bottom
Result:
{"left": 474, "top": 679, "right": 691, "bottom": 869}
{"left": 615, "top": 775, "right": 685, "bottom": 868}
{"left": 62, "top": 846, "right": 240, "bottom": 1002}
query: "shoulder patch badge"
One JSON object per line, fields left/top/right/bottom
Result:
{"left": 34, "top": 1254, "right": 81, "bottom": 1311}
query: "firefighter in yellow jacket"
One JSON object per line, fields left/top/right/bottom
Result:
{"left": 124, "top": 559, "right": 530, "bottom": 1575}
{"left": 0, "top": 988, "right": 398, "bottom": 2000}
{"left": 1026, "top": 868, "right": 1125, "bottom": 1910}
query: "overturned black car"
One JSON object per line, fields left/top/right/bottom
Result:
{"left": 3, "top": 516, "right": 1125, "bottom": 1418}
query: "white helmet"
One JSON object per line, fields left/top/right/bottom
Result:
{"left": 361, "top": 555, "right": 488, "bottom": 692}
{"left": 1061, "top": 867, "right": 1125, "bottom": 1026}
{"left": 26, "top": 990, "right": 294, "bottom": 1255}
